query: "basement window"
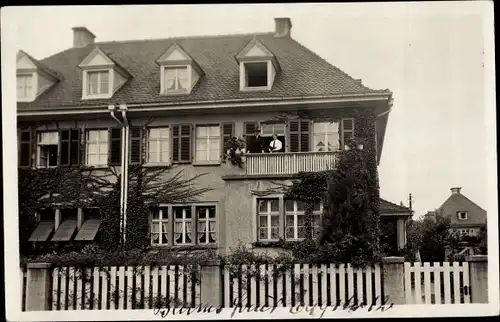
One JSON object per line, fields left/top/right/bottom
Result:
{"left": 244, "top": 62, "right": 268, "bottom": 88}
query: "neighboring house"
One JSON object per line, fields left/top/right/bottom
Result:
{"left": 17, "top": 18, "right": 403, "bottom": 254}
{"left": 380, "top": 199, "right": 413, "bottom": 251}
{"left": 424, "top": 187, "right": 487, "bottom": 238}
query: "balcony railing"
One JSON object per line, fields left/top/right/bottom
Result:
{"left": 245, "top": 151, "right": 340, "bottom": 176}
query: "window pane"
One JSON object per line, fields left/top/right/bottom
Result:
{"left": 209, "top": 138, "right": 219, "bottom": 150}
{"left": 87, "top": 131, "right": 98, "bottom": 142}
{"left": 152, "top": 209, "right": 159, "bottom": 220}
{"left": 87, "top": 154, "right": 98, "bottom": 165}
{"left": 160, "top": 140, "right": 169, "bottom": 154}
{"left": 151, "top": 233, "right": 160, "bottom": 245}
{"left": 196, "top": 151, "right": 207, "bottom": 162}
{"left": 271, "top": 215, "right": 279, "bottom": 227}
{"left": 151, "top": 222, "right": 160, "bottom": 233}
{"left": 261, "top": 124, "right": 273, "bottom": 136}
{"left": 148, "top": 151, "right": 158, "bottom": 163}
{"left": 209, "top": 150, "right": 219, "bottom": 161}
{"left": 259, "top": 228, "right": 268, "bottom": 240}
{"left": 296, "top": 201, "right": 305, "bottom": 212}
{"left": 297, "top": 226, "right": 307, "bottom": 238}
{"left": 197, "top": 139, "right": 207, "bottom": 151}
{"left": 297, "top": 215, "right": 306, "bottom": 226}
{"left": 196, "top": 126, "right": 207, "bottom": 137}
{"left": 208, "top": 221, "right": 216, "bottom": 231}
{"left": 208, "top": 207, "right": 216, "bottom": 218}
{"left": 285, "top": 215, "right": 294, "bottom": 227}
{"left": 313, "top": 203, "right": 322, "bottom": 212}
{"left": 274, "top": 124, "right": 285, "bottom": 135}
{"left": 271, "top": 227, "right": 279, "bottom": 239}
{"left": 159, "top": 128, "right": 169, "bottom": 138}
{"left": 270, "top": 199, "right": 279, "bottom": 212}
{"left": 99, "top": 143, "right": 107, "bottom": 154}
{"left": 197, "top": 207, "right": 207, "bottom": 219}
{"left": 99, "top": 130, "right": 108, "bottom": 141}
{"left": 87, "top": 143, "right": 97, "bottom": 154}
{"left": 160, "top": 152, "right": 170, "bottom": 163}
{"left": 198, "top": 221, "right": 207, "bottom": 233}
{"left": 161, "top": 222, "right": 168, "bottom": 244}
{"left": 209, "top": 126, "right": 220, "bottom": 137}
{"left": 177, "top": 68, "right": 188, "bottom": 90}
{"left": 285, "top": 227, "right": 294, "bottom": 239}
{"left": 259, "top": 216, "right": 268, "bottom": 228}
{"left": 258, "top": 200, "right": 267, "bottom": 213}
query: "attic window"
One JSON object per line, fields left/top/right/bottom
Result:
{"left": 87, "top": 70, "right": 110, "bottom": 95}
{"left": 244, "top": 62, "right": 268, "bottom": 88}
{"left": 17, "top": 74, "right": 34, "bottom": 100}
{"left": 457, "top": 211, "right": 468, "bottom": 220}
{"left": 164, "top": 67, "right": 189, "bottom": 92}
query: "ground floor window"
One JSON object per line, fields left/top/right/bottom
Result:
{"left": 257, "top": 197, "right": 322, "bottom": 242}
{"left": 150, "top": 203, "right": 217, "bottom": 247}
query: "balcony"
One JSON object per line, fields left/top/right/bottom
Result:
{"left": 244, "top": 151, "right": 340, "bottom": 176}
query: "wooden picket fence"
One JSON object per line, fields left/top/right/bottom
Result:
{"left": 222, "top": 263, "right": 384, "bottom": 308}
{"left": 404, "top": 262, "right": 471, "bottom": 304}
{"left": 50, "top": 265, "right": 201, "bottom": 310}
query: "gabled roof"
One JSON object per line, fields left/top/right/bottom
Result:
{"left": 438, "top": 192, "right": 486, "bottom": 226}
{"left": 78, "top": 47, "right": 133, "bottom": 79}
{"left": 17, "top": 32, "right": 391, "bottom": 111}
{"left": 156, "top": 42, "right": 204, "bottom": 75}
{"left": 379, "top": 198, "right": 413, "bottom": 214}
{"left": 17, "top": 50, "right": 59, "bottom": 81}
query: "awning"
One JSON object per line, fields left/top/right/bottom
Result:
{"left": 28, "top": 221, "right": 54, "bottom": 242}
{"left": 74, "top": 219, "right": 101, "bottom": 241}
{"left": 51, "top": 219, "right": 77, "bottom": 241}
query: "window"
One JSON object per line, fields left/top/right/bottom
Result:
{"left": 289, "top": 120, "right": 310, "bottom": 152}
{"left": 151, "top": 207, "right": 169, "bottom": 245}
{"left": 147, "top": 127, "right": 170, "bottom": 164}
{"left": 257, "top": 198, "right": 280, "bottom": 241}
{"left": 37, "top": 131, "right": 59, "bottom": 167}
{"left": 285, "top": 200, "right": 322, "bottom": 240}
{"left": 261, "top": 123, "right": 286, "bottom": 153}
{"left": 60, "top": 129, "right": 81, "bottom": 166}
{"left": 17, "top": 75, "right": 33, "bottom": 99}
{"left": 174, "top": 206, "right": 192, "bottom": 245}
{"left": 19, "top": 130, "right": 32, "bottom": 167}
{"left": 458, "top": 211, "right": 468, "bottom": 220}
{"left": 244, "top": 62, "right": 268, "bottom": 88}
{"left": 87, "top": 71, "right": 109, "bottom": 95}
{"left": 197, "top": 206, "right": 216, "bottom": 244}
{"left": 313, "top": 122, "right": 340, "bottom": 152}
{"left": 164, "top": 67, "right": 189, "bottom": 92}
{"left": 195, "top": 125, "right": 220, "bottom": 163}
{"left": 341, "top": 118, "right": 354, "bottom": 148}
{"left": 86, "top": 130, "right": 108, "bottom": 166}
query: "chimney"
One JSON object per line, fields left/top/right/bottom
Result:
{"left": 451, "top": 187, "right": 462, "bottom": 194}
{"left": 72, "top": 27, "right": 96, "bottom": 48}
{"left": 274, "top": 17, "right": 292, "bottom": 38}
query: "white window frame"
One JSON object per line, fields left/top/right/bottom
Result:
{"left": 160, "top": 65, "right": 192, "bottom": 94}
{"left": 313, "top": 121, "right": 340, "bottom": 152}
{"left": 17, "top": 73, "right": 36, "bottom": 101}
{"left": 257, "top": 198, "right": 280, "bottom": 241}
{"left": 195, "top": 125, "right": 221, "bottom": 164}
{"left": 240, "top": 60, "right": 272, "bottom": 91}
{"left": 85, "top": 129, "right": 109, "bottom": 166}
{"left": 82, "top": 69, "right": 113, "bottom": 99}
{"left": 146, "top": 127, "right": 170, "bottom": 164}
{"left": 151, "top": 208, "right": 169, "bottom": 245}
{"left": 173, "top": 206, "right": 193, "bottom": 245}
{"left": 196, "top": 205, "right": 217, "bottom": 245}
{"left": 260, "top": 122, "right": 286, "bottom": 137}
{"left": 458, "top": 211, "right": 468, "bottom": 220}
{"left": 37, "top": 131, "right": 59, "bottom": 168}
{"left": 285, "top": 200, "right": 323, "bottom": 241}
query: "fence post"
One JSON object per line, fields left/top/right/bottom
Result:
{"left": 25, "top": 262, "right": 52, "bottom": 311}
{"left": 200, "top": 261, "right": 222, "bottom": 307}
{"left": 467, "top": 255, "right": 488, "bottom": 303}
{"left": 382, "top": 257, "right": 405, "bottom": 305}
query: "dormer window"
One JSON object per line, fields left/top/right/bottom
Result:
{"left": 164, "top": 66, "right": 189, "bottom": 92}
{"left": 244, "top": 62, "right": 268, "bottom": 88}
{"left": 87, "top": 70, "right": 110, "bottom": 95}
{"left": 236, "top": 38, "right": 280, "bottom": 92}
{"left": 457, "top": 211, "right": 468, "bottom": 220}
{"left": 156, "top": 43, "right": 204, "bottom": 95}
{"left": 17, "top": 74, "right": 34, "bottom": 100}
{"left": 78, "top": 47, "right": 131, "bottom": 100}
{"left": 16, "top": 50, "right": 59, "bottom": 103}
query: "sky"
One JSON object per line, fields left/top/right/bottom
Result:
{"left": 2, "top": 3, "right": 496, "bottom": 219}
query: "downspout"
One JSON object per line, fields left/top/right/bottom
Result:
{"left": 120, "top": 104, "right": 130, "bottom": 244}
{"left": 108, "top": 104, "right": 126, "bottom": 246}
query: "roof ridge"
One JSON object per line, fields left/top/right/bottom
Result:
{"left": 289, "top": 37, "right": 391, "bottom": 94}
{"left": 95, "top": 31, "right": 273, "bottom": 46}
{"left": 380, "top": 198, "right": 412, "bottom": 211}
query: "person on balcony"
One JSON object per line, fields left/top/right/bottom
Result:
{"left": 269, "top": 134, "right": 283, "bottom": 153}
{"left": 248, "top": 128, "right": 265, "bottom": 153}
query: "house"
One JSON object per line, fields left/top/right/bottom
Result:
{"left": 424, "top": 187, "right": 487, "bottom": 237}
{"left": 17, "top": 18, "right": 404, "bottom": 255}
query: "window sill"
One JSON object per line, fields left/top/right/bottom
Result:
{"left": 192, "top": 161, "right": 221, "bottom": 167}
{"left": 240, "top": 86, "right": 271, "bottom": 92}
{"left": 149, "top": 244, "right": 218, "bottom": 251}
{"left": 160, "top": 90, "right": 190, "bottom": 96}
{"left": 81, "top": 94, "right": 113, "bottom": 100}
{"left": 143, "top": 163, "right": 171, "bottom": 168}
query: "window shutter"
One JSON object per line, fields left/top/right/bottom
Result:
{"left": 172, "top": 125, "right": 180, "bottom": 162}
{"left": 109, "top": 128, "right": 122, "bottom": 165}
{"left": 221, "top": 123, "right": 234, "bottom": 155}
{"left": 244, "top": 122, "right": 258, "bottom": 137}
{"left": 70, "top": 129, "right": 81, "bottom": 165}
{"left": 60, "top": 129, "right": 70, "bottom": 166}
{"left": 130, "top": 127, "right": 142, "bottom": 164}
{"left": 19, "top": 129, "right": 32, "bottom": 167}
{"left": 180, "top": 124, "right": 192, "bottom": 162}
{"left": 299, "top": 120, "right": 310, "bottom": 152}
{"left": 341, "top": 118, "right": 355, "bottom": 148}
{"left": 80, "top": 128, "right": 86, "bottom": 166}
{"left": 289, "top": 120, "right": 300, "bottom": 152}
